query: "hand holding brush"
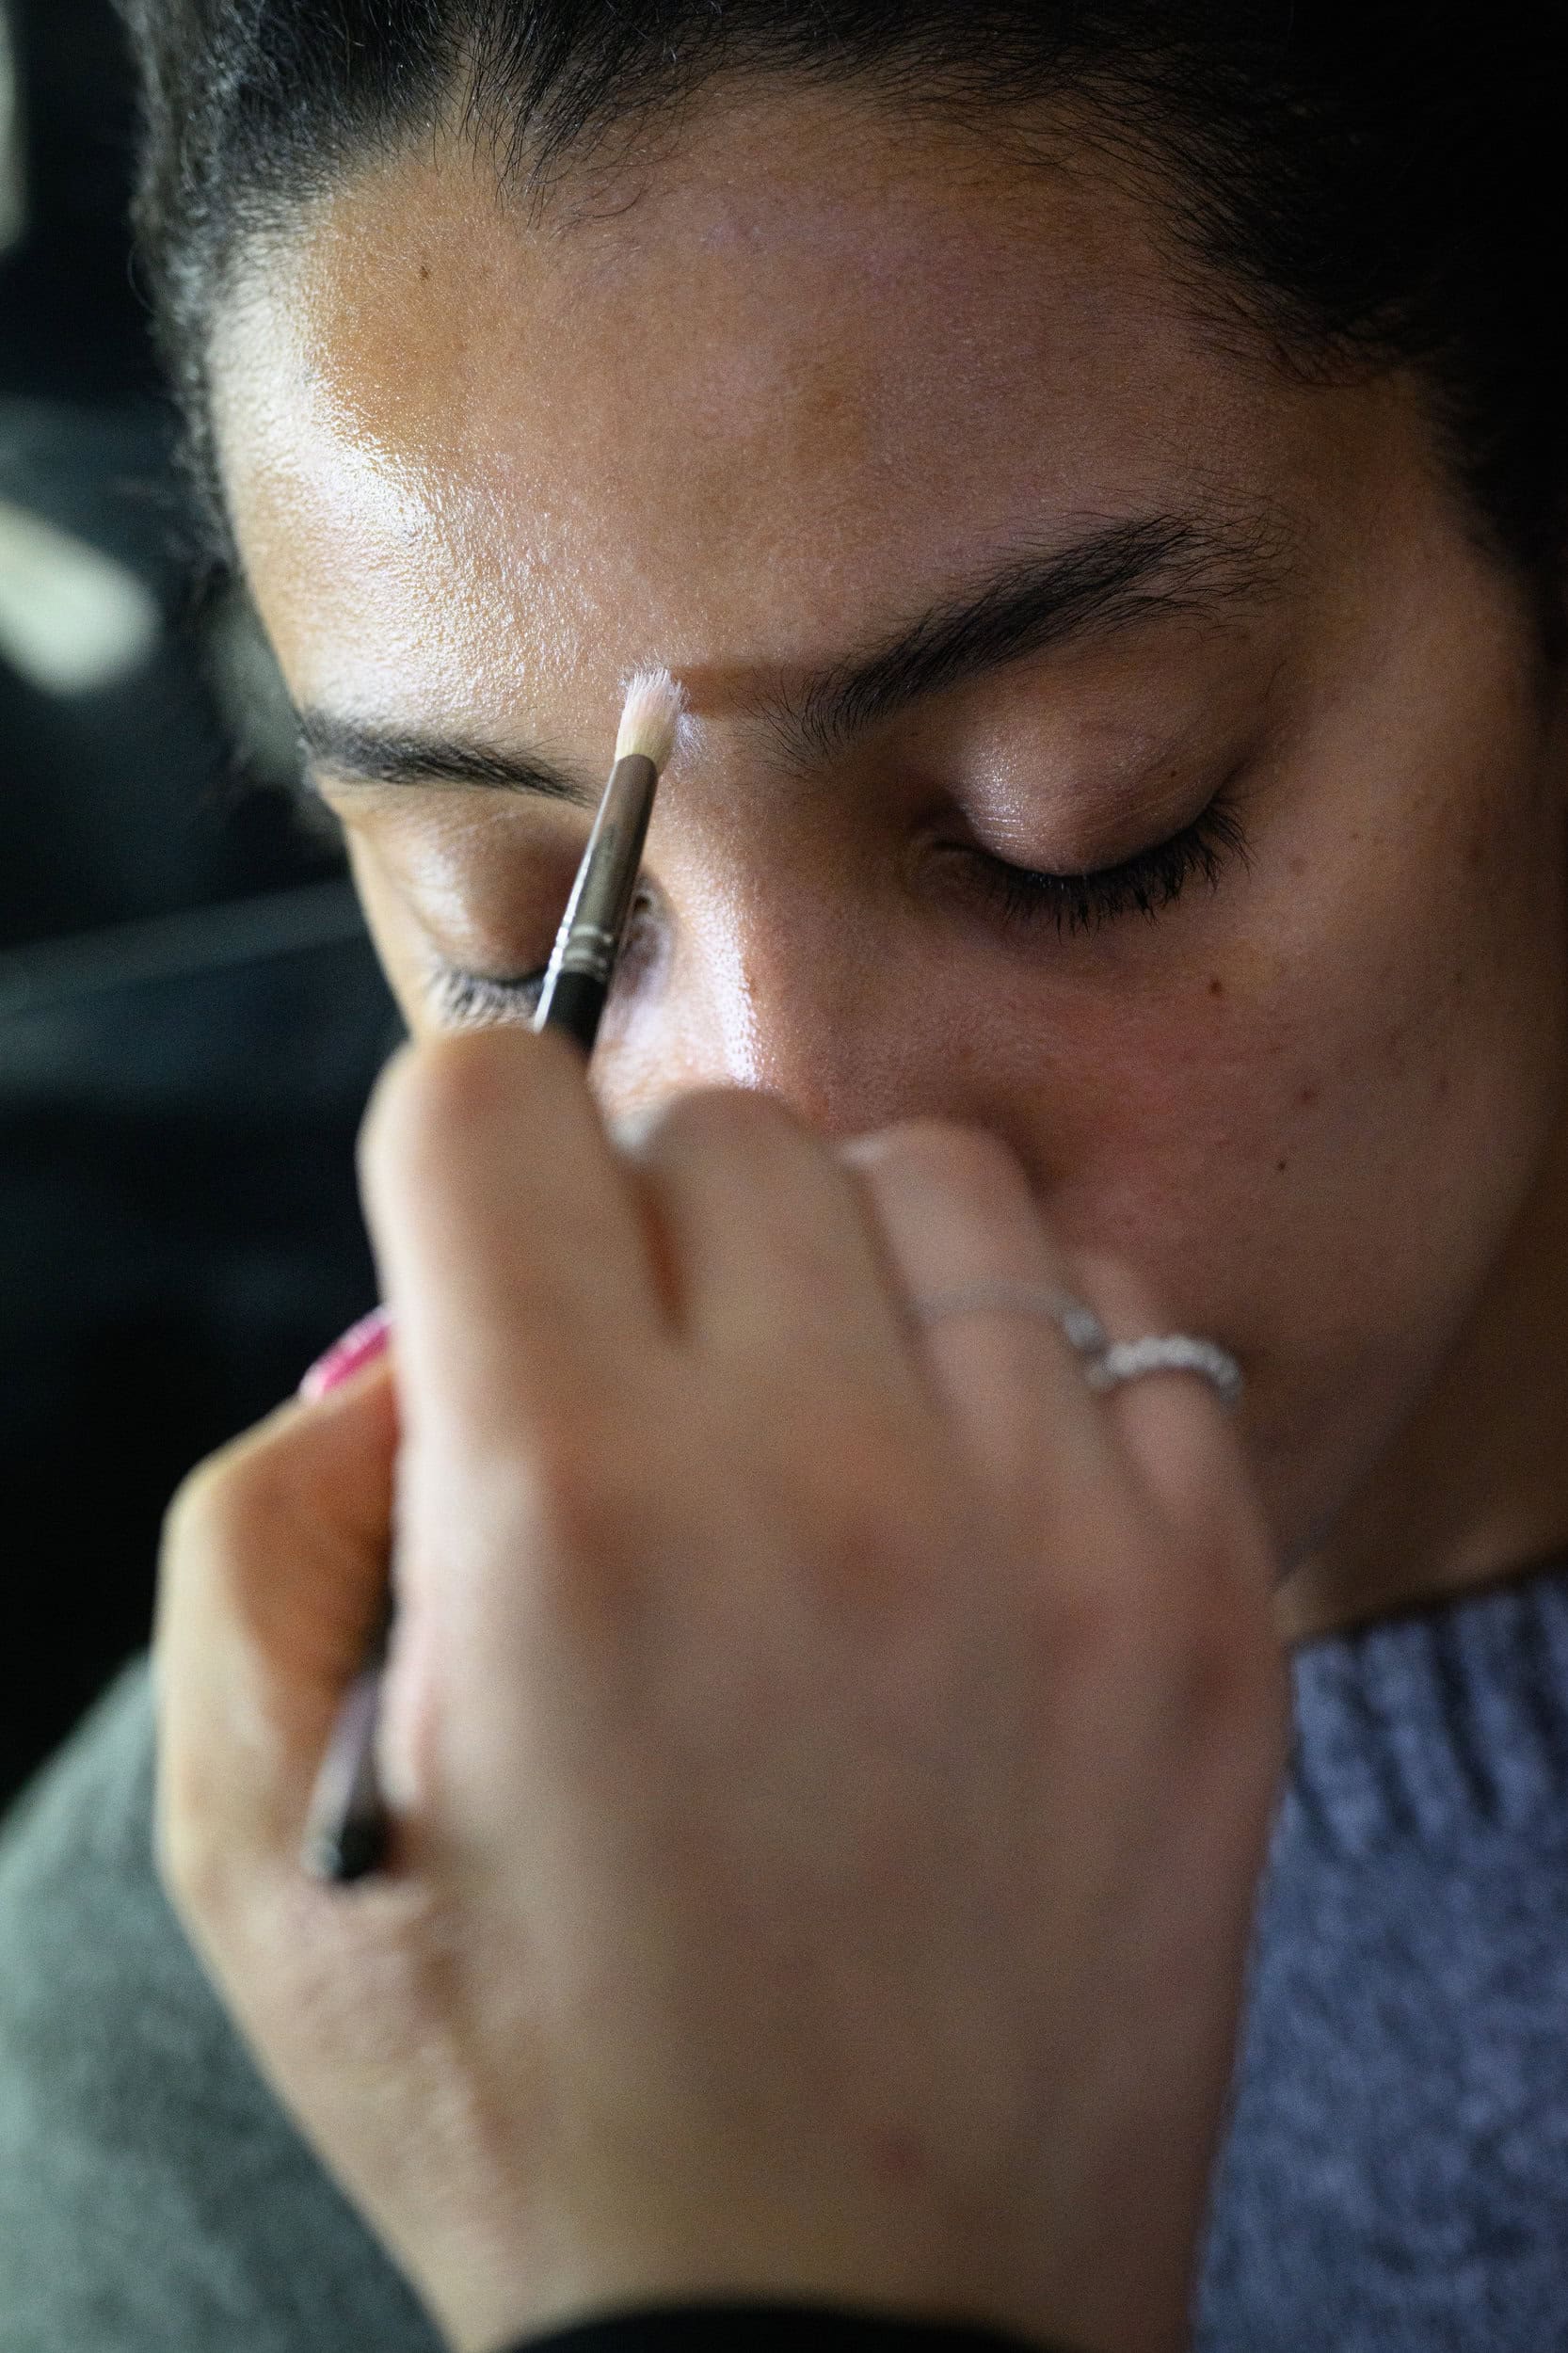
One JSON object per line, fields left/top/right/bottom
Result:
{"left": 298, "top": 667, "right": 686, "bottom": 1882}
{"left": 154, "top": 890, "right": 1280, "bottom": 2353}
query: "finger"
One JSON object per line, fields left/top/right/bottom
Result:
{"left": 615, "top": 1087, "right": 924, "bottom": 1401}
{"left": 360, "top": 1028, "right": 668, "bottom": 1461}
{"left": 840, "top": 1119, "right": 1118, "bottom": 1532}
{"left": 154, "top": 1359, "right": 398, "bottom": 1918}
{"left": 1067, "top": 1253, "right": 1273, "bottom": 1603}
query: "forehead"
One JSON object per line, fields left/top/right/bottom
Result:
{"left": 213, "top": 89, "right": 1339, "bottom": 725}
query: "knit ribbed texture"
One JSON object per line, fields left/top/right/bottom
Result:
{"left": 1197, "top": 1556, "right": 1568, "bottom": 2350}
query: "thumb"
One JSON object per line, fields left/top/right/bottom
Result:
{"left": 154, "top": 1351, "right": 398, "bottom": 1924}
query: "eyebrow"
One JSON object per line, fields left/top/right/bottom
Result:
{"left": 298, "top": 506, "right": 1285, "bottom": 801}
{"left": 297, "top": 716, "right": 599, "bottom": 809}
{"left": 771, "top": 510, "right": 1284, "bottom": 764}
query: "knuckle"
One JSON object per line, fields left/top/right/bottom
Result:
{"left": 1042, "top": 1512, "right": 1283, "bottom": 1737}
{"left": 159, "top": 1407, "right": 314, "bottom": 1609}
{"left": 165, "top": 1418, "right": 289, "bottom": 1547}
{"left": 359, "top": 1027, "right": 574, "bottom": 1189}
{"left": 1065, "top": 1249, "right": 1160, "bottom": 1335}
{"left": 627, "top": 1083, "right": 808, "bottom": 1168}
{"left": 153, "top": 1784, "right": 226, "bottom": 1930}
{"left": 1160, "top": 1574, "right": 1279, "bottom": 1733}
{"left": 785, "top": 1404, "right": 894, "bottom": 1507}
{"left": 161, "top": 1439, "right": 264, "bottom": 1565}
{"left": 1034, "top": 1575, "right": 1128, "bottom": 1682}
{"left": 517, "top": 1407, "right": 651, "bottom": 1578}
{"left": 776, "top": 1415, "right": 951, "bottom": 1594}
{"left": 859, "top": 1115, "right": 1032, "bottom": 1214}
{"left": 160, "top": 1457, "right": 221, "bottom": 1561}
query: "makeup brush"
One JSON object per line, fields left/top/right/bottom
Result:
{"left": 301, "top": 667, "right": 686, "bottom": 1885}
{"left": 531, "top": 666, "right": 684, "bottom": 1054}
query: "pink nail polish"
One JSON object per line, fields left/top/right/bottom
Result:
{"left": 298, "top": 1305, "right": 392, "bottom": 1401}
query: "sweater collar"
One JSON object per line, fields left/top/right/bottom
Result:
{"left": 1285, "top": 1553, "right": 1568, "bottom": 1852}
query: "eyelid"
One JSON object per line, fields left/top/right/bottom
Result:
{"left": 423, "top": 888, "right": 660, "bottom": 1028}
{"left": 424, "top": 965, "right": 547, "bottom": 1027}
{"left": 420, "top": 792, "right": 1245, "bottom": 1030}
{"left": 950, "top": 785, "right": 1251, "bottom": 939}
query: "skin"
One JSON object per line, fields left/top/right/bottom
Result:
{"left": 151, "top": 81, "right": 1568, "bottom": 2351}
{"left": 160, "top": 1037, "right": 1285, "bottom": 2353}
{"left": 212, "top": 86, "right": 1568, "bottom": 1640}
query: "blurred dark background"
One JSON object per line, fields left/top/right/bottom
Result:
{"left": 1, "top": 0, "right": 399, "bottom": 1811}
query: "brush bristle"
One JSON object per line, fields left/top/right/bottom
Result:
{"left": 616, "top": 667, "right": 685, "bottom": 772}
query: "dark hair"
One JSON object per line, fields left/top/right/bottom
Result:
{"left": 116, "top": 0, "right": 1566, "bottom": 622}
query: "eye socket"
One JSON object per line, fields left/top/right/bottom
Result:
{"left": 952, "top": 792, "right": 1251, "bottom": 936}
{"left": 423, "top": 793, "right": 1250, "bottom": 1027}
{"left": 422, "top": 888, "right": 657, "bottom": 1029}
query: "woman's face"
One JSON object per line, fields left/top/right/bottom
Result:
{"left": 214, "top": 89, "right": 1568, "bottom": 1570}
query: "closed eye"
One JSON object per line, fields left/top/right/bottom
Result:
{"left": 955, "top": 792, "right": 1251, "bottom": 936}
{"left": 425, "top": 964, "right": 549, "bottom": 1026}
{"left": 424, "top": 793, "right": 1251, "bottom": 1028}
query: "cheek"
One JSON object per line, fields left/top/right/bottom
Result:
{"left": 1038, "top": 792, "right": 1568, "bottom": 1551}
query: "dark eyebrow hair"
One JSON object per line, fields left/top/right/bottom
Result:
{"left": 766, "top": 509, "right": 1288, "bottom": 765}
{"left": 297, "top": 715, "right": 599, "bottom": 809}
{"left": 298, "top": 507, "right": 1286, "bottom": 801}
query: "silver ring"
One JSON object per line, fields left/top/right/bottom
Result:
{"left": 1084, "top": 1335, "right": 1244, "bottom": 1412}
{"left": 910, "top": 1281, "right": 1109, "bottom": 1362}
{"left": 910, "top": 1284, "right": 1242, "bottom": 1412}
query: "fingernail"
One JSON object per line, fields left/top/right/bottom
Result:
{"left": 299, "top": 1305, "right": 392, "bottom": 1401}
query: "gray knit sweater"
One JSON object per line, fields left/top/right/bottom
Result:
{"left": 5, "top": 1561, "right": 1568, "bottom": 2351}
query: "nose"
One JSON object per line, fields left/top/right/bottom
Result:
{"left": 593, "top": 860, "right": 1005, "bottom": 1150}
{"left": 597, "top": 888, "right": 893, "bottom": 1138}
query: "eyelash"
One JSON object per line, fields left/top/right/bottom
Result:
{"left": 424, "top": 793, "right": 1251, "bottom": 1023}
{"left": 426, "top": 964, "right": 548, "bottom": 1026}
{"left": 958, "top": 792, "right": 1251, "bottom": 937}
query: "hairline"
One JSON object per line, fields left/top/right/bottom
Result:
{"left": 186, "top": 50, "right": 1555, "bottom": 654}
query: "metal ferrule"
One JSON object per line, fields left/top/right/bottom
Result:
{"left": 556, "top": 930, "right": 619, "bottom": 984}
{"left": 539, "top": 752, "right": 658, "bottom": 997}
